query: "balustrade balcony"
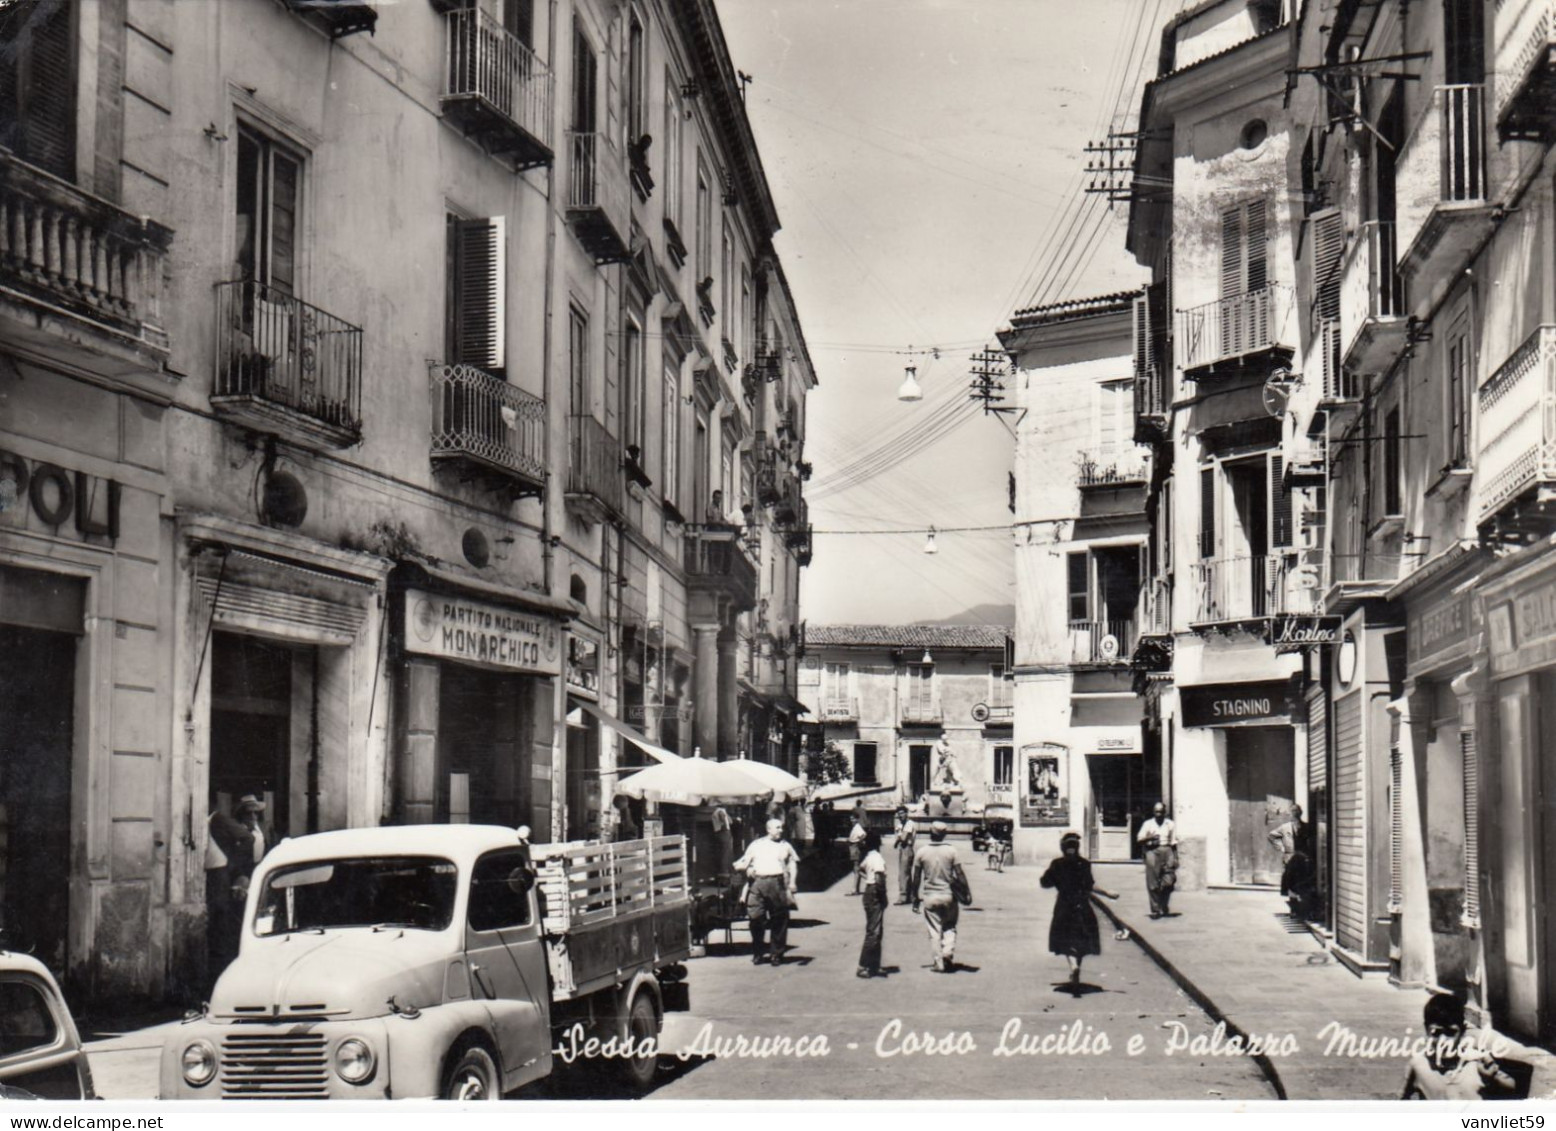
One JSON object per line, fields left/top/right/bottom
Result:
{"left": 820, "top": 698, "right": 859, "bottom": 723}
{"left": 441, "top": 7, "right": 554, "bottom": 169}
{"left": 684, "top": 525, "right": 759, "bottom": 611}
{"left": 1396, "top": 85, "right": 1492, "bottom": 285}
{"left": 900, "top": 699, "right": 943, "bottom": 726}
{"left": 213, "top": 280, "right": 362, "bottom": 448}
{"left": 429, "top": 363, "right": 546, "bottom": 496}
{"left": 1190, "top": 553, "right": 1317, "bottom": 625}
{"left": 567, "top": 132, "right": 630, "bottom": 264}
{"left": 1494, "top": 0, "right": 1556, "bottom": 141}
{"left": 1177, "top": 285, "right": 1295, "bottom": 379}
{"left": 1339, "top": 220, "right": 1406, "bottom": 376}
{"left": 565, "top": 414, "right": 624, "bottom": 525}
{"left": 1, "top": 150, "right": 171, "bottom": 357}
{"left": 1069, "top": 620, "right": 1137, "bottom": 665}
{"left": 1477, "top": 325, "right": 1556, "bottom": 535}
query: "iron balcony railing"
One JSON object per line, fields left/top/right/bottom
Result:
{"left": 1318, "top": 318, "right": 1358, "bottom": 403}
{"left": 1077, "top": 451, "right": 1149, "bottom": 487}
{"left": 567, "top": 131, "right": 630, "bottom": 258}
{"left": 429, "top": 363, "right": 545, "bottom": 483}
{"left": 443, "top": 6, "right": 554, "bottom": 154}
{"left": 1493, "top": 0, "right": 1555, "bottom": 135}
{"left": 1, "top": 149, "right": 172, "bottom": 353}
{"left": 901, "top": 699, "right": 943, "bottom": 725}
{"left": 684, "top": 525, "right": 759, "bottom": 608}
{"left": 820, "top": 698, "right": 859, "bottom": 722}
{"left": 1339, "top": 221, "right": 1403, "bottom": 358}
{"left": 1069, "top": 620, "right": 1137, "bottom": 664}
{"left": 566, "top": 414, "right": 624, "bottom": 518}
{"left": 1141, "top": 577, "right": 1172, "bottom": 636}
{"left": 214, "top": 280, "right": 363, "bottom": 440}
{"left": 1396, "top": 84, "right": 1486, "bottom": 256}
{"left": 1190, "top": 554, "right": 1301, "bottom": 623}
{"left": 1477, "top": 325, "right": 1556, "bottom": 523}
{"left": 1177, "top": 285, "right": 1295, "bottom": 374}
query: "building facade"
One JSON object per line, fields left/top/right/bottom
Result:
{"left": 0, "top": 0, "right": 813, "bottom": 1005}
{"left": 999, "top": 294, "right": 1155, "bottom": 865}
{"left": 797, "top": 625, "right": 1014, "bottom": 819}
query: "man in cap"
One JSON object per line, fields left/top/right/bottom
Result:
{"left": 892, "top": 806, "right": 917, "bottom": 904}
{"left": 206, "top": 793, "right": 271, "bottom": 987}
{"left": 733, "top": 817, "right": 800, "bottom": 965}
{"left": 910, "top": 820, "right": 962, "bottom": 972}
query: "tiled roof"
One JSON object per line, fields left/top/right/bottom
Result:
{"left": 1009, "top": 290, "right": 1138, "bottom": 329}
{"left": 806, "top": 624, "right": 1011, "bottom": 650}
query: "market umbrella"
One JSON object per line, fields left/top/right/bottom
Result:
{"left": 722, "top": 759, "right": 807, "bottom": 802}
{"left": 614, "top": 754, "right": 780, "bottom": 807}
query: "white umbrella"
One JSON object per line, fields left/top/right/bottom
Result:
{"left": 614, "top": 754, "right": 779, "bottom": 807}
{"left": 723, "top": 758, "right": 807, "bottom": 802}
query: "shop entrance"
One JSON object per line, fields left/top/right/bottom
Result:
{"left": 1226, "top": 726, "right": 1295, "bottom": 885}
{"left": 0, "top": 622, "right": 76, "bottom": 974}
{"left": 565, "top": 713, "right": 600, "bottom": 841}
{"left": 1086, "top": 753, "right": 1141, "bottom": 861}
{"left": 437, "top": 665, "right": 527, "bottom": 826}
{"left": 209, "top": 633, "right": 298, "bottom": 834}
{"left": 908, "top": 744, "right": 931, "bottom": 802}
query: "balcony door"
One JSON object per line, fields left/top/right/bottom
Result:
{"left": 0, "top": 0, "right": 75, "bottom": 180}
{"left": 908, "top": 744, "right": 932, "bottom": 802}
{"left": 236, "top": 125, "right": 302, "bottom": 297}
{"left": 1227, "top": 458, "right": 1270, "bottom": 617}
{"left": 1443, "top": 0, "right": 1485, "bottom": 85}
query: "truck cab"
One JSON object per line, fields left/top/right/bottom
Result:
{"left": 162, "top": 826, "right": 688, "bottom": 1100}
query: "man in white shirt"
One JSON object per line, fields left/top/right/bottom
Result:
{"left": 847, "top": 810, "right": 868, "bottom": 895}
{"left": 892, "top": 807, "right": 917, "bottom": 904}
{"left": 734, "top": 818, "right": 800, "bottom": 965}
{"left": 1136, "top": 801, "right": 1178, "bottom": 918}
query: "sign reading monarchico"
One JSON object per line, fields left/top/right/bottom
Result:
{"left": 404, "top": 587, "right": 562, "bottom": 676}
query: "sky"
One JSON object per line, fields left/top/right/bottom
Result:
{"left": 714, "top": 0, "right": 1185, "bottom": 626}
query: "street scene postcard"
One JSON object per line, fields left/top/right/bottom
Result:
{"left": 4, "top": 0, "right": 1556, "bottom": 1109}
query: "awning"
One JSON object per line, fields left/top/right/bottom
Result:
{"left": 808, "top": 781, "right": 895, "bottom": 805}
{"left": 569, "top": 698, "right": 680, "bottom": 764}
{"left": 397, "top": 559, "right": 583, "bottom": 621}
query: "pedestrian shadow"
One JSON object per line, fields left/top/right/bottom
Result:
{"left": 947, "top": 961, "right": 980, "bottom": 974}
{"left": 1051, "top": 981, "right": 1108, "bottom": 997}
{"left": 772, "top": 954, "right": 814, "bottom": 967}
{"left": 1272, "top": 912, "right": 1310, "bottom": 934}
{"left": 787, "top": 917, "right": 829, "bottom": 930}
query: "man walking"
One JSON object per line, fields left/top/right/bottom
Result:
{"left": 734, "top": 818, "right": 800, "bottom": 965}
{"left": 1137, "top": 801, "right": 1178, "bottom": 919}
{"left": 847, "top": 809, "right": 869, "bottom": 895}
{"left": 910, "top": 820, "right": 961, "bottom": 973}
{"left": 892, "top": 806, "right": 916, "bottom": 904}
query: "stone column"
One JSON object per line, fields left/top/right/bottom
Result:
{"left": 717, "top": 629, "right": 739, "bottom": 758}
{"left": 693, "top": 624, "right": 720, "bottom": 758}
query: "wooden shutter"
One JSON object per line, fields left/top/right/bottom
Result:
{"left": 1334, "top": 691, "right": 1366, "bottom": 952}
{"left": 1132, "top": 290, "right": 1151, "bottom": 414}
{"left": 1067, "top": 552, "right": 1089, "bottom": 623}
{"left": 1310, "top": 210, "right": 1345, "bottom": 323}
{"left": 1199, "top": 466, "right": 1216, "bottom": 558}
{"left": 1161, "top": 477, "right": 1174, "bottom": 574}
{"left": 1461, "top": 726, "right": 1481, "bottom": 928}
{"left": 453, "top": 216, "right": 506, "bottom": 370}
{"left": 0, "top": 0, "right": 76, "bottom": 180}
{"left": 1268, "top": 452, "right": 1292, "bottom": 548}
{"left": 1245, "top": 199, "right": 1268, "bottom": 292}
{"left": 1388, "top": 735, "right": 1403, "bottom": 913}
{"left": 1220, "top": 207, "right": 1244, "bottom": 301}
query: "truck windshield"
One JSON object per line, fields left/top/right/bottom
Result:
{"left": 253, "top": 856, "right": 458, "bottom": 937}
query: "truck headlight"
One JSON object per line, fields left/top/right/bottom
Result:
{"left": 334, "top": 1037, "right": 375, "bottom": 1084}
{"left": 181, "top": 1040, "right": 217, "bottom": 1087}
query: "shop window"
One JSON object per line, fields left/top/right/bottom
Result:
{"left": 468, "top": 849, "right": 534, "bottom": 931}
{"left": 446, "top": 212, "right": 506, "bottom": 373}
{"left": 0, "top": 0, "right": 75, "bottom": 181}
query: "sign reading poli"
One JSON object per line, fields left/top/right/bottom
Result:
{"left": 1180, "top": 680, "right": 1292, "bottom": 728}
{"left": 405, "top": 587, "right": 562, "bottom": 675}
{"left": 1265, "top": 614, "right": 1342, "bottom": 653}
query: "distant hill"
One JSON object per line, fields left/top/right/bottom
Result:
{"left": 928, "top": 603, "right": 1014, "bottom": 627}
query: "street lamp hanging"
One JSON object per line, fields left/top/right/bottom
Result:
{"left": 924, "top": 526, "right": 938, "bottom": 554}
{"left": 897, "top": 365, "right": 923, "bottom": 402}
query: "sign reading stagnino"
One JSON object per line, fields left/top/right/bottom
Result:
{"left": 405, "top": 587, "right": 562, "bottom": 676}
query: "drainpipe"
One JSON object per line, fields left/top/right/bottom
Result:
{"left": 540, "top": 0, "right": 561, "bottom": 596}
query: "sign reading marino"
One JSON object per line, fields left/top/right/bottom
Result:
{"left": 404, "top": 587, "right": 562, "bottom": 676}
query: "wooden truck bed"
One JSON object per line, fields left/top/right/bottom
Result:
{"left": 534, "top": 836, "right": 691, "bottom": 1000}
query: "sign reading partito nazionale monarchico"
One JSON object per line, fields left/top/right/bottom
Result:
{"left": 404, "top": 587, "right": 562, "bottom": 676}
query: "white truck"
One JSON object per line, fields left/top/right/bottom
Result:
{"left": 160, "top": 825, "right": 691, "bottom": 1100}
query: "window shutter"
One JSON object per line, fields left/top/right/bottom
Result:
{"left": 1132, "top": 290, "right": 1151, "bottom": 418}
{"left": 1245, "top": 198, "right": 1268, "bottom": 292}
{"left": 1461, "top": 726, "right": 1481, "bottom": 928}
{"left": 1162, "top": 477, "right": 1173, "bottom": 574}
{"left": 1220, "top": 207, "right": 1243, "bottom": 301}
{"left": 1067, "top": 552, "right": 1089, "bottom": 623}
{"left": 1269, "top": 452, "right": 1292, "bottom": 548}
{"left": 1388, "top": 736, "right": 1403, "bottom": 914}
{"left": 0, "top": 0, "right": 76, "bottom": 180}
{"left": 454, "top": 216, "right": 506, "bottom": 371}
{"left": 1311, "top": 210, "right": 1345, "bottom": 323}
{"left": 1199, "top": 466, "right": 1216, "bottom": 559}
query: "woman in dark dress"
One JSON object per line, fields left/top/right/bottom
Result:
{"left": 1040, "top": 831, "right": 1120, "bottom": 984}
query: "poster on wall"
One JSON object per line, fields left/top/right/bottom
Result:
{"left": 1020, "top": 742, "right": 1069, "bottom": 827}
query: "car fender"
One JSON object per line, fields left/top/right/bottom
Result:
{"left": 382, "top": 1000, "right": 514, "bottom": 1099}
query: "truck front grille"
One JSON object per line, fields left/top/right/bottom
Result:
{"left": 220, "top": 1031, "right": 329, "bottom": 1099}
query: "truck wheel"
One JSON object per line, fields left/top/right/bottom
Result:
{"left": 443, "top": 1043, "right": 500, "bottom": 1101}
{"left": 618, "top": 990, "right": 661, "bottom": 1091}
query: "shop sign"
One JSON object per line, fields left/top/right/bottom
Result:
{"left": 1093, "top": 732, "right": 1140, "bottom": 753}
{"left": 1266, "top": 614, "right": 1342, "bottom": 654}
{"left": 1408, "top": 589, "right": 1472, "bottom": 669}
{"left": 1020, "top": 742, "right": 1069, "bottom": 828}
{"left": 0, "top": 449, "right": 119, "bottom": 541}
{"left": 1487, "top": 573, "right": 1556, "bottom": 676}
{"left": 1180, "top": 680, "right": 1291, "bottom": 728}
{"left": 404, "top": 587, "right": 562, "bottom": 675}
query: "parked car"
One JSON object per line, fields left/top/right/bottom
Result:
{"left": 160, "top": 825, "right": 691, "bottom": 1100}
{"left": 0, "top": 952, "right": 96, "bottom": 1099}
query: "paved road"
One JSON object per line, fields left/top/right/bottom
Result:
{"left": 544, "top": 860, "right": 1275, "bottom": 1101}
{"left": 90, "top": 859, "right": 1275, "bottom": 1101}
